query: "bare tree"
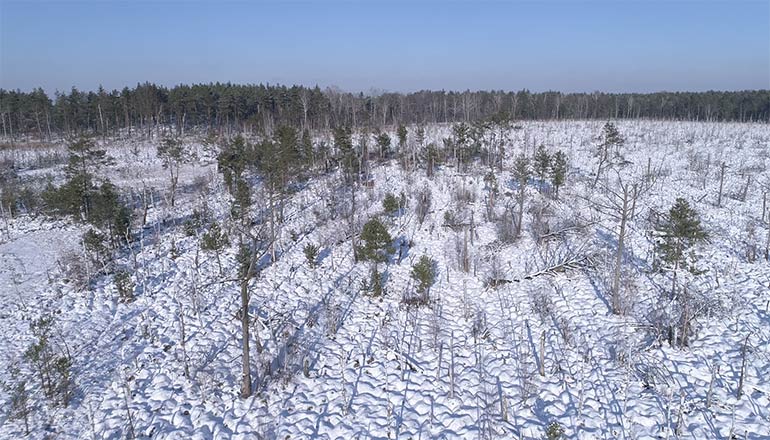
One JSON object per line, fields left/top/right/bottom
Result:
{"left": 593, "top": 172, "right": 650, "bottom": 314}
{"left": 716, "top": 162, "right": 726, "bottom": 207}
{"left": 157, "top": 137, "right": 194, "bottom": 207}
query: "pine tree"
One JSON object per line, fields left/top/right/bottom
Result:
{"left": 601, "top": 122, "right": 625, "bottom": 153}
{"left": 300, "top": 128, "right": 314, "bottom": 169}
{"left": 533, "top": 144, "right": 551, "bottom": 191}
{"left": 23, "top": 316, "right": 74, "bottom": 407}
{"left": 157, "top": 137, "right": 193, "bottom": 207}
{"left": 382, "top": 193, "right": 400, "bottom": 215}
{"left": 375, "top": 132, "right": 392, "bottom": 159}
{"left": 397, "top": 124, "right": 408, "bottom": 150}
{"left": 65, "top": 137, "right": 114, "bottom": 217}
{"left": 114, "top": 270, "right": 135, "bottom": 303}
{"left": 452, "top": 122, "right": 471, "bottom": 168}
{"left": 415, "top": 126, "right": 425, "bottom": 148}
{"left": 201, "top": 221, "right": 229, "bottom": 275}
{"left": 90, "top": 181, "right": 131, "bottom": 245}
{"left": 217, "top": 135, "right": 252, "bottom": 223}
{"left": 217, "top": 134, "right": 250, "bottom": 194}
{"left": 593, "top": 122, "right": 624, "bottom": 187}
{"left": 334, "top": 126, "right": 358, "bottom": 181}
{"left": 257, "top": 125, "right": 301, "bottom": 261}
{"left": 357, "top": 218, "right": 393, "bottom": 263}
{"left": 2, "top": 366, "right": 31, "bottom": 435}
{"left": 425, "top": 142, "right": 439, "bottom": 177}
{"left": 512, "top": 153, "right": 531, "bottom": 237}
{"left": 303, "top": 243, "right": 319, "bottom": 268}
{"left": 397, "top": 124, "right": 409, "bottom": 170}
{"left": 45, "top": 136, "right": 114, "bottom": 221}
{"left": 654, "top": 198, "right": 709, "bottom": 347}
{"left": 411, "top": 255, "right": 436, "bottom": 295}
{"left": 550, "top": 150, "right": 568, "bottom": 198}
{"left": 655, "top": 198, "right": 709, "bottom": 289}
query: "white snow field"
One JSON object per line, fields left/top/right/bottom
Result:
{"left": 1, "top": 120, "right": 769, "bottom": 439}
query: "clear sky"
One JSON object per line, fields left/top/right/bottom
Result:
{"left": 1, "top": 0, "right": 769, "bottom": 94}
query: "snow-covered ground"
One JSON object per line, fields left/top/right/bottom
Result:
{"left": 1, "top": 120, "right": 769, "bottom": 439}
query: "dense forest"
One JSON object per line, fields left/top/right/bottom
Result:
{"left": 1, "top": 84, "right": 768, "bottom": 140}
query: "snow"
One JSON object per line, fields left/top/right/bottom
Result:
{"left": 1, "top": 120, "right": 769, "bottom": 439}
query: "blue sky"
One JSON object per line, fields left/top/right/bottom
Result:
{"left": 1, "top": 0, "right": 768, "bottom": 94}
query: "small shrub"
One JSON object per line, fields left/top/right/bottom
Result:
{"left": 405, "top": 256, "right": 436, "bottom": 306}
{"left": 453, "top": 184, "right": 475, "bottom": 203}
{"left": 495, "top": 208, "right": 517, "bottom": 243}
{"left": 183, "top": 209, "right": 209, "bottom": 236}
{"left": 383, "top": 193, "right": 399, "bottom": 215}
{"left": 201, "top": 221, "right": 229, "bottom": 274}
{"left": 444, "top": 210, "right": 455, "bottom": 225}
{"left": 415, "top": 186, "right": 432, "bottom": 224}
{"left": 304, "top": 243, "right": 319, "bottom": 268}
{"left": 2, "top": 365, "right": 31, "bottom": 435}
{"left": 59, "top": 249, "right": 93, "bottom": 289}
{"left": 369, "top": 268, "right": 385, "bottom": 297}
{"left": 114, "top": 270, "right": 135, "bottom": 302}
{"left": 411, "top": 255, "right": 436, "bottom": 295}
{"left": 24, "top": 316, "right": 74, "bottom": 407}
{"left": 82, "top": 229, "right": 111, "bottom": 268}
{"left": 544, "top": 421, "right": 565, "bottom": 440}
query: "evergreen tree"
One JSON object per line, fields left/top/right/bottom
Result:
{"left": 410, "top": 255, "right": 436, "bottom": 295}
{"left": 2, "top": 366, "right": 31, "bottom": 435}
{"left": 593, "top": 122, "right": 624, "bottom": 187}
{"left": 655, "top": 198, "right": 709, "bottom": 289}
{"left": 357, "top": 218, "right": 393, "bottom": 263}
{"left": 63, "top": 136, "right": 113, "bottom": 220}
{"left": 375, "top": 132, "right": 392, "bottom": 159}
{"left": 201, "top": 221, "right": 229, "bottom": 274}
{"left": 367, "top": 267, "right": 385, "bottom": 297}
{"left": 512, "top": 153, "right": 531, "bottom": 237}
{"left": 157, "top": 137, "right": 193, "bottom": 207}
{"left": 550, "top": 150, "right": 568, "bottom": 198}
{"left": 533, "top": 144, "right": 551, "bottom": 191}
{"left": 2, "top": 85, "right": 768, "bottom": 139}
{"left": 382, "top": 193, "right": 400, "bottom": 215}
{"left": 89, "top": 181, "right": 131, "bottom": 244}
{"left": 23, "top": 316, "right": 74, "bottom": 407}
{"left": 397, "top": 124, "right": 408, "bottom": 150}
{"left": 654, "top": 198, "right": 709, "bottom": 347}
{"left": 415, "top": 126, "right": 425, "bottom": 148}
{"left": 41, "top": 137, "right": 129, "bottom": 244}
{"left": 303, "top": 243, "right": 319, "bottom": 268}
{"left": 452, "top": 122, "right": 471, "bottom": 168}
{"left": 425, "top": 142, "right": 439, "bottom": 177}
{"left": 334, "top": 126, "right": 358, "bottom": 181}
{"left": 217, "top": 135, "right": 252, "bottom": 222}
{"left": 113, "top": 270, "right": 135, "bottom": 303}
{"left": 300, "top": 128, "right": 314, "bottom": 169}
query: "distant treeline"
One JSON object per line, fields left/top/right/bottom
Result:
{"left": 1, "top": 83, "right": 768, "bottom": 139}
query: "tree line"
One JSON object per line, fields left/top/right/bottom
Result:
{"left": 1, "top": 84, "right": 768, "bottom": 141}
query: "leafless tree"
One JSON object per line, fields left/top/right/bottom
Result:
{"left": 592, "top": 172, "right": 650, "bottom": 314}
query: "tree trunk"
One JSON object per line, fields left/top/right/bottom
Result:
{"left": 270, "top": 188, "right": 277, "bottom": 262}
{"left": 169, "top": 167, "right": 178, "bottom": 207}
{"left": 717, "top": 162, "right": 726, "bottom": 207}
{"left": 737, "top": 334, "right": 750, "bottom": 398}
{"left": 516, "top": 188, "right": 525, "bottom": 238}
{"left": 240, "top": 276, "right": 252, "bottom": 398}
{"left": 765, "top": 221, "right": 770, "bottom": 261}
{"left": 611, "top": 187, "right": 629, "bottom": 314}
